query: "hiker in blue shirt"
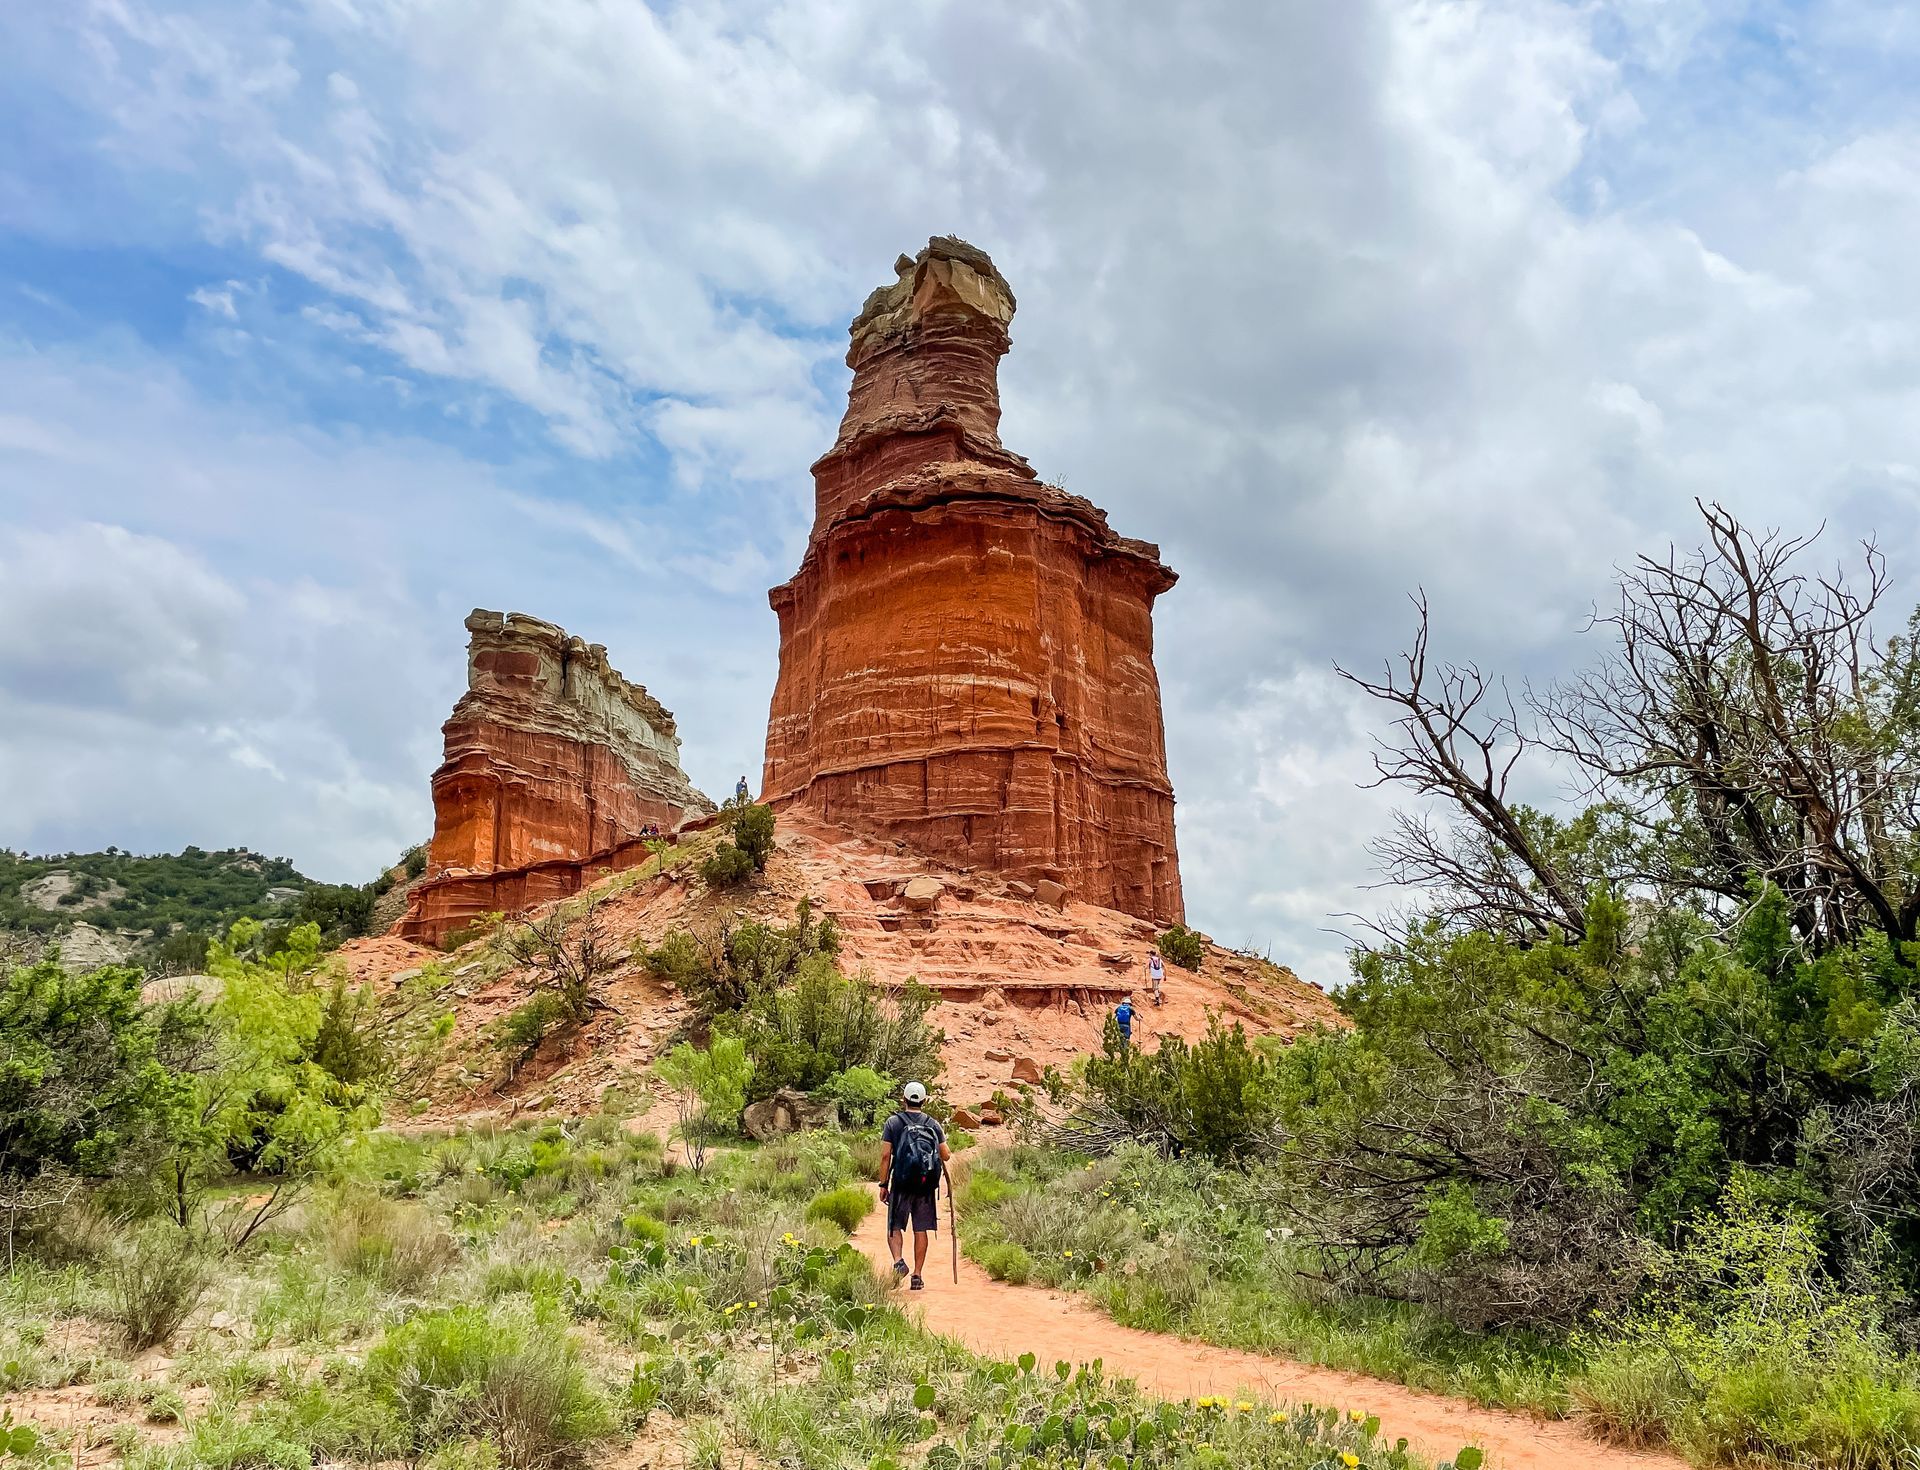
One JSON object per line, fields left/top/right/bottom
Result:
{"left": 735, "top": 775, "right": 750, "bottom": 803}
{"left": 1114, "top": 995, "right": 1135, "bottom": 1050}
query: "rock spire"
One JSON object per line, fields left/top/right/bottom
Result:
{"left": 762, "top": 237, "right": 1183, "bottom": 923}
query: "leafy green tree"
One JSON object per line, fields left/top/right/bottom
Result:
{"left": 0, "top": 958, "right": 206, "bottom": 1257}
{"left": 162, "top": 919, "right": 380, "bottom": 1243}
{"left": 696, "top": 802, "right": 775, "bottom": 888}
{"left": 1261, "top": 886, "right": 1919, "bottom": 1329}
{"left": 151, "top": 928, "right": 211, "bottom": 977}
{"left": 655, "top": 1037, "right": 752, "bottom": 1173}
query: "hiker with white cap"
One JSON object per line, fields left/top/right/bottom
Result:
{"left": 877, "top": 1080, "right": 951, "bottom": 1291}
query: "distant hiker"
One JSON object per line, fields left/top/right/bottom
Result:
{"left": 735, "top": 775, "right": 750, "bottom": 803}
{"left": 1114, "top": 995, "right": 1135, "bottom": 1050}
{"left": 1147, "top": 951, "right": 1165, "bottom": 1007}
{"left": 878, "top": 1081, "right": 950, "bottom": 1292}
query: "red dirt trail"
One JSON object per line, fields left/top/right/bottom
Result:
{"left": 847, "top": 1195, "right": 1684, "bottom": 1470}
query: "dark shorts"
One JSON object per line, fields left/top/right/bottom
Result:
{"left": 886, "top": 1189, "right": 938, "bottom": 1234}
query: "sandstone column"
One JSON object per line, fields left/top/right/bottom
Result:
{"left": 763, "top": 238, "right": 1184, "bottom": 924}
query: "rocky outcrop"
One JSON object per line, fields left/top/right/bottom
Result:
{"left": 741, "top": 1088, "right": 843, "bottom": 1141}
{"left": 398, "top": 610, "right": 713, "bottom": 945}
{"left": 763, "top": 238, "right": 1184, "bottom": 924}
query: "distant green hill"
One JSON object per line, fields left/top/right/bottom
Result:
{"left": 0, "top": 845, "right": 313, "bottom": 937}
{"left": 1, "top": 843, "right": 428, "bottom": 974}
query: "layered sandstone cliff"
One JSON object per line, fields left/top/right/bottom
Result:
{"left": 763, "top": 238, "right": 1184, "bottom": 924}
{"left": 398, "top": 610, "right": 713, "bottom": 945}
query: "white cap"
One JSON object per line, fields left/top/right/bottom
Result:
{"left": 902, "top": 1081, "right": 928, "bottom": 1104}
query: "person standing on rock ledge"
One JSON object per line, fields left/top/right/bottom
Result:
{"left": 878, "top": 1081, "right": 950, "bottom": 1292}
{"left": 735, "top": 775, "right": 750, "bottom": 803}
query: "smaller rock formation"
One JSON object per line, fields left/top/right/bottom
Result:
{"left": 398, "top": 610, "right": 713, "bottom": 946}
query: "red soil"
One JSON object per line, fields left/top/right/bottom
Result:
{"left": 848, "top": 1194, "right": 1685, "bottom": 1470}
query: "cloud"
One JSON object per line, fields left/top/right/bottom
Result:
{"left": 3, "top": 0, "right": 1920, "bottom": 982}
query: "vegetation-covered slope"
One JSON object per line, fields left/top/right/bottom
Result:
{"left": 0, "top": 847, "right": 310, "bottom": 937}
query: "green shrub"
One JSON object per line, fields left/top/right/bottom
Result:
{"left": 103, "top": 1223, "right": 211, "bottom": 1350}
{"left": 1570, "top": 1348, "right": 1692, "bottom": 1448}
{"left": 621, "top": 1213, "right": 668, "bottom": 1245}
{"left": 804, "top": 1186, "right": 872, "bottom": 1233}
{"left": 740, "top": 1133, "right": 854, "bottom": 1195}
{"left": 817, "top": 1065, "right": 896, "bottom": 1126}
{"left": 847, "top": 1135, "right": 884, "bottom": 1179}
{"left": 730, "top": 804, "right": 776, "bottom": 871}
{"left": 973, "top": 1239, "right": 1034, "bottom": 1284}
{"left": 491, "top": 994, "right": 566, "bottom": 1059}
{"left": 644, "top": 902, "right": 840, "bottom": 1020}
{"left": 255, "top": 1257, "right": 378, "bottom": 1345}
{"left": 958, "top": 1167, "right": 1012, "bottom": 1213}
{"left": 1155, "top": 923, "right": 1204, "bottom": 971}
{"left": 1081, "top": 1017, "right": 1277, "bottom": 1161}
{"left": 1571, "top": 1176, "right": 1920, "bottom": 1466}
{"left": 656, "top": 1038, "right": 753, "bottom": 1173}
{"left": 699, "top": 844, "right": 755, "bottom": 889}
{"left": 138, "top": 1409, "right": 313, "bottom": 1470}
{"left": 0, "top": 957, "right": 206, "bottom": 1199}
{"left": 364, "top": 1304, "right": 612, "bottom": 1470}
{"left": 731, "top": 960, "right": 942, "bottom": 1098}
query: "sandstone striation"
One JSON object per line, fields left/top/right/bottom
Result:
{"left": 763, "top": 238, "right": 1184, "bottom": 924}
{"left": 398, "top": 610, "right": 713, "bottom": 945}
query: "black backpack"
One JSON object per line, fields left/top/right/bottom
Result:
{"left": 889, "top": 1110, "right": 942, "bottom": 1192}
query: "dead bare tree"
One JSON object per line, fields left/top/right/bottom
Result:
{"left": 1539, "top": 500, "right": 1920, "bottom": 951}
{"left": 1341, "top": 502, "right": 1920, "bottom": 955}
{"left": 501, "top": 892, "right": 622, "bottom": 1026}
{"left": 1335, "top": 591, "right": 1592, "bottom": 944}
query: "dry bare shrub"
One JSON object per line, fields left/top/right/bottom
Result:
{"left": 103, "top": 1222, "right": 211, "bottom": 1349}
{"left": 327, "top": 1192, "right": 457, "bottom": 1293}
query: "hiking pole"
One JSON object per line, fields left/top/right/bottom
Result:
{"left": 947, "top": 1163, "right": 959, "bottom": 1284}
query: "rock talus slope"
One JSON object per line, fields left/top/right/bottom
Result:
{"left": 399, "top": 610, "right": 714, "bottom": 945}
{"left": 355, "top": 819, "right": 1341, "bottom": 1118}
{"left": 763, "top": 238, "right": 1184, "bottom": 925}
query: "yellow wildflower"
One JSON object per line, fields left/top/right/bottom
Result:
{"left": 747, "top": 1300, "right": 759, "bottom": 1309}
{"left": 1350, "top": 1410, "right": 1365, "bottom": 1423}
{"left": 1341, "top": 1455, "right": 1359, "bottom": 1468}
{"left": 1268, "top": 1413, "right": 1288, "bottom": 1425}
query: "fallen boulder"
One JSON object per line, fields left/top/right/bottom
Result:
{"left": 1034, "top": 879, "right": 1068, "bottom": 908}
{"left": 900, "top": 876, "right": 945, "bottom": 911}
{"left": 741, "top": 1088, "right": 841, "bottom": 1141}
{"left": 1011, "top": 1056, "right": 1043, "bottom": 1085}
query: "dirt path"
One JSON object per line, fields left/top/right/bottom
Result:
{"left": 848, "top": 1198, "right": 1685, "bottom": 1470}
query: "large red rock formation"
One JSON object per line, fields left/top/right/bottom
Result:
{"left": 763, "top": 238, "right": 1183, "bottom": 924}
{"left": 398, "top": 610, "right": 713, "bottom": 945}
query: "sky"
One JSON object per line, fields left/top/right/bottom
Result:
{"left": 4, "top": 0, "right": 1920, "bottom": 987}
